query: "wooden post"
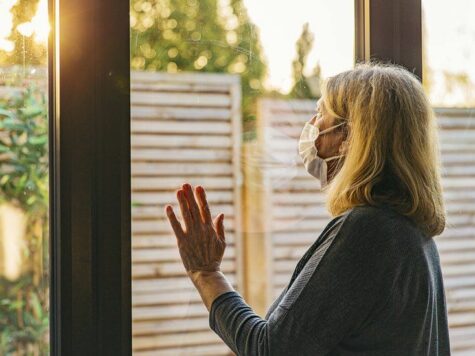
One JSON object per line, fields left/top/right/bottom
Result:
{"left": 242, "top": 99, "right": 274, "bottom": 317}
{"left": 230, "top": 79, "right": 245, "bottom": 295}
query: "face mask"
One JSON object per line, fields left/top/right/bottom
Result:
{"left": 298, "top": 121, "right": 346, "bottom": 189}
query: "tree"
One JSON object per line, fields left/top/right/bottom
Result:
{"left": 228, "top": 0, "right": 268, "bottom": 128}
{"left": 0, "top": 0, "right": 47, "bottom": 66}
{"left": 289, "top": 23, "right": 320, "bottom": 99}
{"left": 306, "top": 61, "right": 323, "bottom": 99}
{"left": 0, "top": 86, "right": 49, "bottom": 355}
{"left": 130, "top": 0, "right": 267, "bottom": 129}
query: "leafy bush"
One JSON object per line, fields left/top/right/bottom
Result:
{"left": 0, "top": 275, "right": 49, "bottom": 355}
{"left": 0, "top": 85, "right": 49, "bottom": 355}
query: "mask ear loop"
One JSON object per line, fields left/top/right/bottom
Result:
{"left": 319, "top": 121, "right": 347, "bottom": 135}
{"left": 319, "top": 120, "right": 349, "bottom": 163}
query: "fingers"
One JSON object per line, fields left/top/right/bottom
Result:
{"left": 214, "top": 213, "right": 225, "bottom": 243}
{"left": 165, "top": 205, "right": 184, "bottom": 239}
{"left": 182, "top": 183, "right": 201, "bottom": 222}
{"left": 177, "top": 189, "right": 193, "bottom": 232}
{"left": 175, "top": 183, "right": 219, "bottom": 235}
{"left": 196, "top": 186, "right": 213, "bottom": 225}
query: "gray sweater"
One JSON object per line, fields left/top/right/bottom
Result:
{"left": 209, "top": 204, "right": 451, "bottom": 355}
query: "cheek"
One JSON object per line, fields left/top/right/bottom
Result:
{"left": 333, "top": 131, "right": 347, "bottom": 146}
{"left": 315, "top": 133, "right": 345, "bottom": 154}
{"left": 315, "top": 135, "right": 333, "bottom": 153}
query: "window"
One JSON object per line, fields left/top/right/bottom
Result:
{"left": 0, "top": 0, "right": 50, "bottom": 354}
{"left": 422, "top": 0, "right": 475, "bottom": 352}
{"left": 129, "top": 0, "right": 354, "bottom": 353}
{"left": 422, "top": 0, "right": 475, "bottom": 107}
{"left": 3, "top": 0, "right": 465, "bottom": 354}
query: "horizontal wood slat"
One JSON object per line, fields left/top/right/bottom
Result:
{"left": 131, "top": 92, "right": 231, "bottom": 107}
{"left": 132, "top": 191, "right": 234, "bottom": 205}
{"left": 132, "top": 218, "right": 236, "bottom": 235}
{"left": 131, "top": 70, "right": 240, "bottom": 84}
{"left": 133, "top": 317, "right": 210, "bottom": 335}
{"left": 131, "top": 107, "right": 232, "bottom": 120}
{"left": 132, "top": 234, "right": 236, "bottom": 249}
{"left": 133, "top": 343, "right": 232, "bottom": 356}
{"left": 132, "top": 247, "right": 236, "bottom": 263}
{"left": 132, "top": 204, "right": 234, "bottom": 219}
{"left": 131, "top": 120, "right": 232, "bottom": 135}
{"left": 131, "top": 135, "right": 232, "bottom": 149}
{"left": 132, "top": 274, "right": 237, "bottom": 294}
{"left": 131, "top": 148, "right": 231, "bottom": 162}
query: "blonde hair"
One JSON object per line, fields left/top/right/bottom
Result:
{"left": 322, "top": 62, "right": 446, "bottom": 237}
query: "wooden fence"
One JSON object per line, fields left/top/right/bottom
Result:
{"left": 130, "top": 71, "right": 243, "bottom": 355}
{"left": 246, "top": 98, "right": 475, "bottom": 355}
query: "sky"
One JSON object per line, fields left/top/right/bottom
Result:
{"left": 242, "top": 0, "right": 475, "bottom": 105}
{"left": 242, "top": 0, "right": 354, "bottom": 93}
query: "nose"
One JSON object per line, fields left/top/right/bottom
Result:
{"left": 309, "top": 114, "right": 318, "bottom": 126}
{"left": 310, "top": 113, "right": 325, "bottom": 126}
{"left": 313, "top": 116, "right": 325, "bottom": 131}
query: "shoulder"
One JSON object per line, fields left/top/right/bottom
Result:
{"left": 344, "top": 204, "right": 401, "bottom": 224}
{"left": 334, "top": 204, "right": 422, "bottom": 252}
{"left": 340, "top": 204, "right": 415, "bottom": 232}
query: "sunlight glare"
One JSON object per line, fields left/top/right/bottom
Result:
{"left": 0, "top": 0, "right": 17, "bottom": 52}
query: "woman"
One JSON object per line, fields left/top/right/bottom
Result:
{"left": 165, "top": 63, "right": 451, "bottom": 355}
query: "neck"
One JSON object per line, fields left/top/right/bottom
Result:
{"left": 326, "top": 159, "right": 342, "bottom": 181}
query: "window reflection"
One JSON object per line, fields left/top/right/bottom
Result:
{"left": 422, "top": 0, "right": 475, "bottom": 354}
{"left": 0, "top": 0, "right": 49, "bottom": 354}
{"left": 422, "top": 0, "right": 475, "bottom": 107}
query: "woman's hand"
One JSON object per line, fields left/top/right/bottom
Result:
{"left": 165, "top": 183, "right": 226, "bottom": 277}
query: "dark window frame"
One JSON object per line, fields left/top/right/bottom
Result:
{"left": 46, "top": 0, "right": 422, "bottom": 354}
{"left": 355, "top": 0, "right": 423, "bottom": 80}
{"left": 48, "top": 0, "right": 131, "bottom": 354}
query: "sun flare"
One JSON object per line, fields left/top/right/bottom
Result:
{"left": 0, "top": 0, "right": 49, "bottom": 53}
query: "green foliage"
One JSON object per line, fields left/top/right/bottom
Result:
{"left": 0, "top": 86, "right": 48, "bottom": 214}
{"left": 289, "top": 23, "right": 321, "bottom": 100}
{"left": 0, "top": 86, "right": 49, "bottom": 355}
{"left": 130, "top": 0, "right": 268, "bottom": 131}
{"left": 0, "top": 275, "right": 49, "bottom": 355}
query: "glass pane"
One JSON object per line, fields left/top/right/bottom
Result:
{"left": 130, "top": 0, "right": 353, "bottom": 353}
{"left": 422, "top": 0, "right": 475, "bottom": 353}
{"left": 422, "top": 0, "right": 475, "bottom": 107}
{"left": 0, "top": 0, "right": 49, "bottom": 354}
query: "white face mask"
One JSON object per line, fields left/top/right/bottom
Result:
{"left": 298, "top": 121, "right": 346, "bottom": 189}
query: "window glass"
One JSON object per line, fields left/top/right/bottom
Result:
{"left": 422, "top": 0, "right": 475, "bottom": 107}
{"left": 130, "top": 0, "right": 354, "bottom": 353}
{"left": 0, "top": 0, "right": 50, "bottom": 354}
{"left": 422, "top": 0, "right": 475, "bottom": 353}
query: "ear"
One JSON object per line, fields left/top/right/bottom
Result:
{"left": 339, "top": 139, "right": 349, "bottom": 155}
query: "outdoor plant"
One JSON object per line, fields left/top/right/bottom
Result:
{"left": 0, "top": 85, "right": 49, "bottom": 355}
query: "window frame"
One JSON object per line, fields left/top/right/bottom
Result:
{"left": 48, "top": 0, "right": 131, "bottom": 354}
{"left": 355, "top": 0, "right": 423, "bottom": 80}
{"left": 45, "top": 0, "right": 422, "bottom": 354}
